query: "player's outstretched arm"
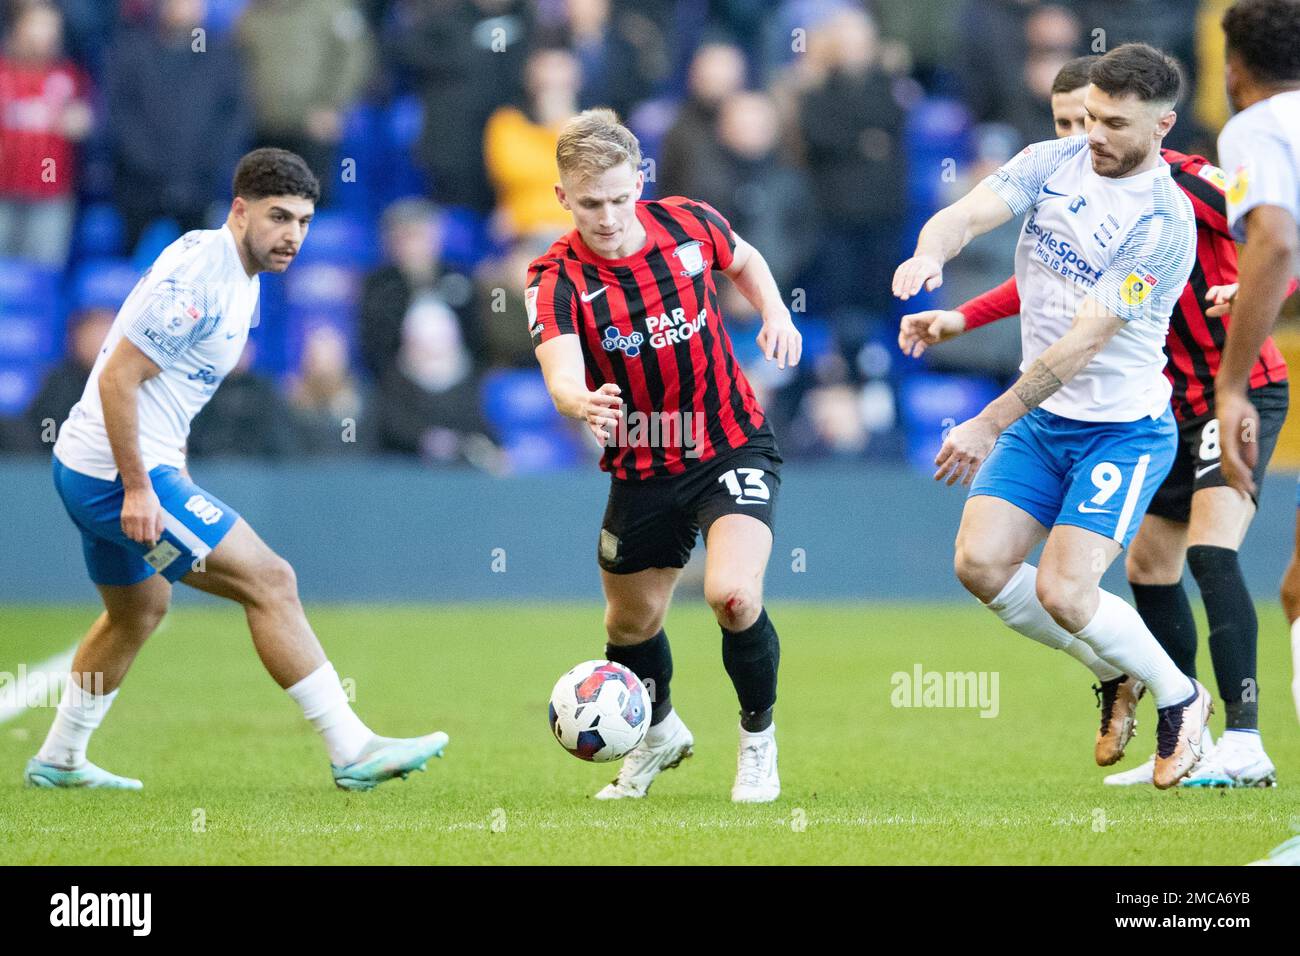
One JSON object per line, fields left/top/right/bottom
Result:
{"left": 99, "top": 338, "right": 166, "bottom": 546}
{"left": 723, "top": 235, "right": 802, "bottom": 369}
{"left": 534, "top": 334, "right": 622, "bottom": 445}
{"left": 892, "top": 184, "right": 1014, "bottom": 301}
{"left": 1214, "top": 205, "right": 1299, "bottom": 495}
{"left": 934, "top": 298, "right": 1123, "bottom": 486}
{"left": 899, "top": 276, "right": 1022, "bottom": 358}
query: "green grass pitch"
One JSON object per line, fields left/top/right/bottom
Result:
{"left": 1, "top": 601, "right": 1297, "bottom": 865}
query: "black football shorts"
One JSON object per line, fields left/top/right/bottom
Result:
{"left": 597, "top": 426, "right": 783, "bottom": 575}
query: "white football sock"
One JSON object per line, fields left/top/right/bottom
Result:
{"left": 1220, "top": 728, "right": 1262, "bottom": 752}
{"left": 286, "top": 661, "right": 372, "bottom": 766}
{"left": 37, "top": 677, "right": 118, "bottom": 769}
{"left": 985, "top": 564, "right": 1123, "bottom": 680}
{"left": 646, "top": 709, "right": 683, "bottom": 746}
{"left": 1072, "top": 589, "right": 1196, "bottom": 708}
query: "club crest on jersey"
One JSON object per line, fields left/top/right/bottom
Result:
{"left": 1120, "top": 269, "right": 1159, "bottom": 306}
{"left": 602, "top": 324, "right": 644, "bottom": 357}
{"left": 673, "top": 240, "right": 705, "bottom": 277}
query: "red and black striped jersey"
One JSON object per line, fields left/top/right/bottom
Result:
{"left": 526, "top": 196, "right": 767, "bottom": 481}
{"left": 1161, "top": 148, "right": 1288, "bottom": 420}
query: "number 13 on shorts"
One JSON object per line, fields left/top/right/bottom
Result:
{"left": 718, "top": 467, "right": 770, "bottom": 506}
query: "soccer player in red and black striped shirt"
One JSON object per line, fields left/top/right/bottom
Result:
{"left": 528, "top": 109, "right": 802, "bottom": 802}
{"left": 898, "top": 57, "right": 1289, "bottom": 786}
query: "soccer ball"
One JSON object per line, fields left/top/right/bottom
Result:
{"left": 548, "top": 660, "right": 650, "bottom": 762}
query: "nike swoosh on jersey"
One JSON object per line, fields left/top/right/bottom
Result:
{"left": 1194, "top": 462, "right": 1221, "bottom": 479}
{"left": 1077, "top": 502, "right": 1111, "bottom": 514}
{"left": 1040, "top": 185, "right": 1068, "bottom": 198}
{"left": 580, "top": 286, "right": 609, "bottom": 303}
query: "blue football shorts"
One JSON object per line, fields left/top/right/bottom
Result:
{"left": 52, "top": 455, "right": 240, "bottom": 587}
{"left": 968, "top": 406, "right": 1177, "bottom": 548}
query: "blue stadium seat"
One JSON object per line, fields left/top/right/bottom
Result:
{"left": 438, "top": 206, "right": 492, "bottom": 269}
{"left": 70, "top": 259, "right": 140, "bottom": 312}
{"left": 296, "top": 211, "right": 378, "bottom": 268}
{"left": 499, "top": 425, "right": 584, "bottom": 474}
{"left": 283, "top": 261, "right": 361, "bottom": 310}
{"left": 337, "top": 102, "right": 384, "bottom": 217}
{"left": 480, "top": 368, "right": 564, "bottom": 430}
{"left": 382, "top": 95, "right": 430, "bottom": 204}
{"left": 0, "top": 259, "right": 61, "bottom": 361}
{"left": 204, "top": 0, "right": 249, "bottom": 36}
{"left": 898, "top": 372, "right": 1002, "bottom": 472}
{"left": 72, "top": 203, "right": 126, "bottom": 260}
{"left": 132, "top": 218, "right": 182, "bottom": 271}
{"left": 0, "top": 361, "right": 45, "bottom": 415}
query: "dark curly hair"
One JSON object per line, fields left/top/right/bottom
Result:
{"left": 1090, "top": 43, "right": 1183, "bottom": 106}
{"left": 1223, "top": 0, "right": 1300, "bottom": 84}
{"left": 231, "top": 148, "right": 320, "bottom": 203}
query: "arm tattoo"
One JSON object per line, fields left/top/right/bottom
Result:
{"left": 1012, "top": 358, "right": 1063, "bottom": 411}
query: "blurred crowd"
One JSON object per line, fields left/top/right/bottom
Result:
{"left": 0, "top": 0, "right": 1251, "bottom": 471}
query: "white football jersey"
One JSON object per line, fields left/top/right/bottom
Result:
{"left": 54, "top": 225, "right": 261, "bottom": 480}
{"left": 1217, "top": 89, "right": 1300, "bottom": 264}
{"left": 981, "top": 136, "right": 1196, "bottom": 422}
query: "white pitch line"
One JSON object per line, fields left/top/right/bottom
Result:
{"left": 0, "top": 647, "right": 77, "bottom": 725}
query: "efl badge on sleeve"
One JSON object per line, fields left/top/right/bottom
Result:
{"left": 1197, "top": 163, "right": 1228, "bottom": 192}
{"left": 1120, "top": 270, "right": 1158, "bottom": 306}
{"left": 524, "top": 286, "right": 542, "bottom": 336}
{"left": 673, "top": 241, "right": 705, "bottom": 277}
{"left": 1228, "top": 164, "right": 1249, "bottom": 206}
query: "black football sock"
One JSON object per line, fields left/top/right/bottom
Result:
{"left": 721, "top": 607, "right": 779, "bottom": 732}
{"left": 1187, "top": 545, "right": 1259, "bottom": 731}
{"left": 606, "top": 628, "right": 673, "bottom": 725}
{"left": 1130, "top": 581, "right": 1199, "bottom": 680}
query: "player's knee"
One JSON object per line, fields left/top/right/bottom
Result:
{"left": 1125, "top": 541, "right": 1179, "bottom": 585}
{"left": 1281, "top": 563, "right": 1300, "bottom": 620}
{"left": 111, "top": 596, "right": 169, "bottom": 639}
{"left": 603, "top": 601, "right": 664, "bottom": 646}
{"left": 705, "top": 582, "right": 761, "bottom": 631}
{"left": 255, "top": 554, "right": 299, "bottom": 607}
{"left": 953, "top": 547, "right": 1009, "bottom": 604}
{"left": 1035, "top": 574, "right": 1089, "bottom": 630}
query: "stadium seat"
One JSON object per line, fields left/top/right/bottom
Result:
{"left": 480, "top": 368, "right": 564, "bottom": 430}
{"left": 0, "top": 259, "right": 61, "bottom": 360}
{"left": 898, "top": 372, "right": 1003, "bottom": 472}
{"left": 295, "top": 211, "right": 378, "bottom": 268}
{"left": 283, "top": 261, "right": 361, "bottom": 310}
{"left": 203, "top": 0, "right": 249, "bottom": 37}
{"left": 438, "top": 206, "right": 493, "bottom": 269}
{"left": 382, "top": 95, "right": 431, "bottom": 205}
{"left": 132, "top": 218, "right": 182, "bottom": 271}
{"left": 72, "top": 203, "right": 126, "bottom": 260}
{"left": 70, "top": 259, "right": 140, "bottom": 312}
{"left": 499, "top": 424, "right": 585, "bottom": 474}
{"left": 0, "top": 361, "right": 45, "bottom": 415}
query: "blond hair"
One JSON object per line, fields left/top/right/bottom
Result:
{"left": 555, "top": 108, "right": 642, "bottom": 181}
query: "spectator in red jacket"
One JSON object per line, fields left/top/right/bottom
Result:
{"left": 0, "top": 1, "right": 93, "bottom": 267}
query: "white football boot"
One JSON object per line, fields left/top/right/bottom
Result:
{"left": 1182, "top": 731, "right": 1276, "bottom": 789}
{"left": 594, "top": 710, "right": 693, "bottom": 799}
{"left": 1153, "top": 680, "right": 1213, "bottom": 789}
{"left": 1105, "top": 727, "right": 1213, "bottom": 787}
{"left": 731, "top": 723, "right": 780, "bottom": 803}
